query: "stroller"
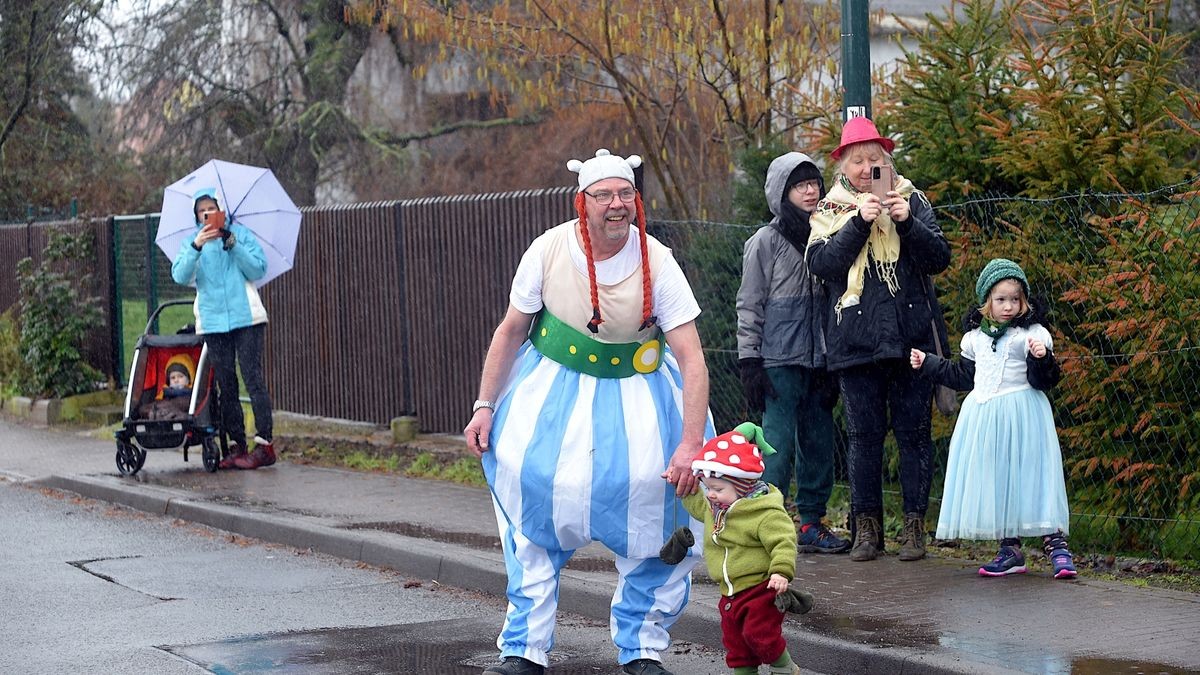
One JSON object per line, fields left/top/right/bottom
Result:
{"left": 114, "top": 299, "right": 227, "bottom": 475}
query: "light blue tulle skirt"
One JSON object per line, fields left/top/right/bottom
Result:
{"left": 935, "top": 387, "right": 1070, "bottom": 541}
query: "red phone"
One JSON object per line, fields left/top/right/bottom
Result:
{"left": 202, "top": 210, "right": 226, "bottom": 232}
{"left": 871, "top": 165, "right": 894, "bottom": 201}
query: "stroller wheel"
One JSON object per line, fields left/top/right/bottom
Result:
{"left": 201, "top": 436, "right": 220, "bottom": 473}
{"left": 115, "top": 440, "right": 146, "bottom": 476}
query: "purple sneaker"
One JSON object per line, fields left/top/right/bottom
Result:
{"left": 979, "top": 545, "right": 1027, "bottom": 577}
{"left": 1049, "top": 548, "right": 1078, "bottom": 579}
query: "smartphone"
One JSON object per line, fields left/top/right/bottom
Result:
{"left": 202, "top": 210, "right": 226, "bottom": 232}
{"left": 871, "top": 165, "right": 894, "bottom": 201}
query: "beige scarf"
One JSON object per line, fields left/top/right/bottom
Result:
{"left": 807, "top": 174, "right": 919, "bottom": 322}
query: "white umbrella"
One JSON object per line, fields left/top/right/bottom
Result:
{"left": 157, "top": 159, "right": 301, "bottom": 288}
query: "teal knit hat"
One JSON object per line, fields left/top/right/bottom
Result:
{"left": 976, "top": 258, "right": 1029, "bottom": 305}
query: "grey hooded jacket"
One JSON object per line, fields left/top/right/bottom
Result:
{"left": 735, "top": 152, "right": 828, "bottom": 368}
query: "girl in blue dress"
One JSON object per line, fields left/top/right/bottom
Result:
{"left": 910, "top": 258, "right": 1076, "bottom": 579}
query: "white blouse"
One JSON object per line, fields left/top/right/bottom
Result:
{"left": 961, "top": 323, "right": 1053, "bottom": 403}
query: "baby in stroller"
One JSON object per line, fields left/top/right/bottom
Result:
{"left": 138, "top": 356, "right": 194, "bottom": 421}
{"left": 116, "top": 299, "right": 226, "bottom": 475}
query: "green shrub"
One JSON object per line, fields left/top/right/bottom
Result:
{"left": 16, "top": 227, "right": 103, "bottom": 398}
{"left": 0, "top": 309, "right": 24, "bottom": 398}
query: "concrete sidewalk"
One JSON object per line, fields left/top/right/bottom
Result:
{"left": 3, "top": 417, "right": 1198, "bottom": 675}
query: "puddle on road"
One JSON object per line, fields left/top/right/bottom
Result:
{"left": 164, "top": 617, "right": 620, "bottom": 674}
{"left": 1070, "top": 658, "right": 1198, "bottom": 674}
{"left": 803, "top": 611, "right": 938, "bottom": 649}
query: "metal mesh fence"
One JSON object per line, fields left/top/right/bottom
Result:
{"left": 653, "top": 178, "right": 1200, "bottom": 559}
{"left": 111, "top": 214, "right": 196, "bottom": 382}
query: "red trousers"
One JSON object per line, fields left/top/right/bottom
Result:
{"left": 718, "top": 580, "right": 787, "bottom": 668}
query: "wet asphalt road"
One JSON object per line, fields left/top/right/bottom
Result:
{"left": 0, "top": 478, "right": 750, "bottom": 674}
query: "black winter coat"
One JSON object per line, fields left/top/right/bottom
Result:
{"left": 806, "top": 193, "right": 951, "bottom": 371}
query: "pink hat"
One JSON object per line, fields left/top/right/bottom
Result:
{"left": 831, "top": 117, "right": 896, "bottom": 160}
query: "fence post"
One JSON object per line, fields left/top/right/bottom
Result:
{"left": 145, "top": 215, "right": 158, "bottom": 334}
{"left": 393, "top": 201, "right": 414, "bottom": 414}
{"left": 108, "top": 216, "right": 125, "bottom": 386}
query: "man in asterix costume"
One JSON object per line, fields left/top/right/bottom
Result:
{"left": 464, "top": 149, "right": 714, "bottom": 675}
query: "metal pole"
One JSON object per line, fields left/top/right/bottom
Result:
{"left": 841, "top": 0, "right": 872, "bottom": 121}
{"left": 107, "top": 216, "right": 124, "bottom": 385}
{"left": 146, "top": 215, "right": 158, "bottom": 335}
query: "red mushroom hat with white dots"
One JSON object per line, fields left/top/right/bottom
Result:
{"left": 691, "top": 422, "right": 778, "bottom": 480}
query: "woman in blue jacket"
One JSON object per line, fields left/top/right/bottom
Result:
{"left": 171, "top": 191, "right": 275, "bottom": 469}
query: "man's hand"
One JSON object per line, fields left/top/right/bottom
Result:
{"left": 662, "top": 440, "right": 700, "bottom": 497}
{"left": 464, "top": 409, "right": 493, "bottom": 459}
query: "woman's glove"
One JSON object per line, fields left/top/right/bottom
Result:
{"left": 739, "top": 357, "right": 776, "bottom": 413}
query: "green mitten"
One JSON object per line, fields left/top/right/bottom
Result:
{"left": 773, "top": 587, "right": 814, "bottom": 615}
{"left": 658, "top": 526, "right": 695, "bottom": 565}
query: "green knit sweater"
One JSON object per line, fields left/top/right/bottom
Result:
{"left": 682, "top": 484, "right": 797, "bottom": 596}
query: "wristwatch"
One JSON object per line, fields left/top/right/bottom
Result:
{"left": 473, "top": 399, "right": 495, "bottom": 413}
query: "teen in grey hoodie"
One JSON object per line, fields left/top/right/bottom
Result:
{"left": 735, "top": 152, "right": 848, "bottom": 554}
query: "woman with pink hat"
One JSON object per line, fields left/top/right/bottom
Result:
{"left": 804, "top": 117, "right": 951, "bottom": 563}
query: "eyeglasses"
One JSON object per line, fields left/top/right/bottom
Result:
{"left": 790, "top": 180, "right": 821, "bottom": 193}
{"left": 584, "top": 188, "right": 638, "bottom": 205}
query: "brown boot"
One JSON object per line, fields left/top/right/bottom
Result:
{"left": 218, "top": 441, "right": 246, "bottom": 470}
{"left": 849, "top": 513, "right": 881, "bottom": 562}
{"left": 898, "top": 512, "right": 927, "bottom": 561}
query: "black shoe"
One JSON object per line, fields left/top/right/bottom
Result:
{"left": 482, "top": 656, "right": 545, "bottom": 675}
{"left": 622, "top": 658, "right": 673, "bottom": 675}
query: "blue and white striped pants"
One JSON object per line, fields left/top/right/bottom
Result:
{"left": 483, "top": 341, "right": 710, "bottom": 665}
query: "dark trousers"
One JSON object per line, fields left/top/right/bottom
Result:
{"left": 761, "top": 366, "right": 835, "bottom": 524}
{"left": 838, "top": 360, "right": 934, "bottom": 515}
{"left": 205, "top": 323, "right": 272, "bottom": 446}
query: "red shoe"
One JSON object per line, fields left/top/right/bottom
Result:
{"left": 254, "top": 436, "right": 276, "bottom": 467}
{"left": 233, "top": 437, "right": 276, "bottom": 469}
{"left": 218, "top": 441, "right": 246, "bottom": 470}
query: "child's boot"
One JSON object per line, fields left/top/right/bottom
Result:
{"left": 849, "top": 511, "right": 882, "bottom": 562}
{"left": 768, "top": 650, "right": 801, "bottom": 675}
{"left": 1043, "top": 531, "right": 1077, "bottom": 579}
{"left": 897, "top": 512, "right": 927, "bottom": 561}
{"left": 979, "top": 537, "right": 1026, "bottom": 576}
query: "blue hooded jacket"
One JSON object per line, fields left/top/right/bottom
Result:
{"left": 171, "top": 221, "right": 269, "bottom": 334}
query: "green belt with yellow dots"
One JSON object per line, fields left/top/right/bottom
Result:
{"left": 529, "top": 310, "right": 664, "bottom": 379}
